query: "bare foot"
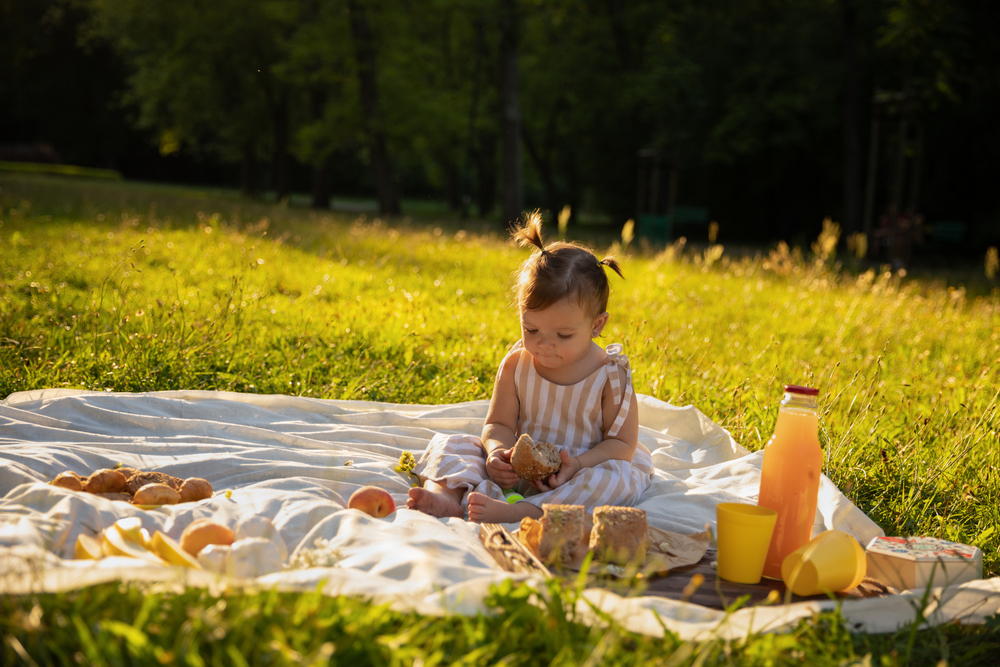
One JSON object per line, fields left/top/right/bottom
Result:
{"left": 467, "top": 492, "right": 543, "bottom": 523}
{"left": 406, "top": 487, "right": 464, "bottom": 518}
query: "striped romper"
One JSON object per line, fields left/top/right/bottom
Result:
{"left": 413, "top": 342, "right": 655, "bottom": 511}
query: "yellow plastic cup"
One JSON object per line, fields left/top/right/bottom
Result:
{"left": 781, "top": 530, "right": 867, "bottom": 596}
{"left": 716, "top": 503, "right": 778, "bottom": 584}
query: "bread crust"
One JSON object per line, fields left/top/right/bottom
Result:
{"left": 116, "top": 467, "right": 142, "bottom": 481}
{"left": 538, "top": 503, "right": 585, "bottom": 563}
{"left": 51, "top": 471, "right": 85, "bottom": 491}
{"left": 83, "top": 469, "right": 129, "bottom": 494}
{"left": 510, "top": 434, "right": 562, "bottom": 481}
{"left": 133, "top": 483, "right": 181, "bottom": 505}
{"left": 178, "top": 477, "right": 214, "bottom": 503}
{"left": 589, "top": 506, "right": 648, "bottom": 565}
{"left": 93, "top": 491, "right": 133, "bottom": 502}
{"left": 126, "top": 471, "right": 183, "bottom": 494}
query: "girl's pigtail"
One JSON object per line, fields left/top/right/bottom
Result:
{"left": 511, "top": 210, "right": 547, "bottom": 254}
{"left": 599, "top": 257, "right": 625, "bottom": 280}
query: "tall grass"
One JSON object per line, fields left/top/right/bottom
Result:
{"left": 2, "top": 173, "right": 999, "bottom": 665}
{"left": 3, "top": 578, "right": 1000, "bottom": 666}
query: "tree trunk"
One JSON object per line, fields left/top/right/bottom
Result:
{"left": 274, "top": 92, "right": 290, "bottom": 202}
{"left": 566, "top": 146, "right": 581, "bottom": 227}
{"left": 446, "top": 160, "right": 462, "bottom": 211}
{"left": 499, "top": 0, "right": 523, "bottom": 227}
{"left": 862, "top": 108, "right": 880, "bottom": 242}
{"left": 604, "top": 0, "right": 634, "bottom": 71}
{"left": 842, "top": 0, "right": 861, "bottom": 237}
{"left": 463, "top": 15, "right": 487, "bottom": 219}
{"left": 312, "top": 159, "right": 331, "bottom": 210}
{"left": 476, "top": 131, "right": 498, "bottom": 218}
{"left": 521, "top": 123, "right": 558, "bottom": 222}
{"left": 348, "top": 0, "right": 400, "bottom": 216}
{"left": 240, "top": 145, "right": 256, "bottom": 198}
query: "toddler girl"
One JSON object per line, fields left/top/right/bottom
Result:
{"left": 406, "top": 213, "right": 653, "bottom": 523}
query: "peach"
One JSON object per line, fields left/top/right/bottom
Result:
{"left": 348, "top": 485, "right": 396, "bottom": 518}
{"left": 180, "top": 519, "right": 235, "bottom": 556}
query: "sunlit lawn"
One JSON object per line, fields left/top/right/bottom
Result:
{"left": 2, "top": 173, "right": 999, "bottom": 665}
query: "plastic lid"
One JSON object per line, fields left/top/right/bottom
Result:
{"left": 784, "top": 384, "right": 819, "bottom": 396}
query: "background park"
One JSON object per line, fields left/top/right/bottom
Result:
{"left": 2, "top": 0, "right": 1000, "bottom": 665}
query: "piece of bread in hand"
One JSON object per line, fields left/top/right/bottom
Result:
{"left": 510, "top": 434, "right": 561, "bottom": 481}
{"left": 538, "top": 503, "right": 585, "bottom": 564}
{"left": 589, "top": 506, "right": 648, "bottom": 565}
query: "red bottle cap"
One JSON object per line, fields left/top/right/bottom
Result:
{"left": 784, "top": 385, "right": 819, "bottom": 396}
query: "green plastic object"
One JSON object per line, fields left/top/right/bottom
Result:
{"left": 502, "top": 489, "right": 524, "bottom": 504}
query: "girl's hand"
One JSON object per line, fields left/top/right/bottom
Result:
{"left": 486, "top": 448, "right": 520, "bottom": 489}
{"left": 532, "top": 450, "right": 582, "bottom": 493}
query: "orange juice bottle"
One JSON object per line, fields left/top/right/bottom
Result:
{"left": 757, "top": 385, "right": 823, "bottom": 579}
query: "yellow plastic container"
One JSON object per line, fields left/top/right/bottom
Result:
{"left": 781, "top": 529, "right": 867, "bottom": 596}
{"left": 716, "top": 503, "right": 778, "bottom": 584}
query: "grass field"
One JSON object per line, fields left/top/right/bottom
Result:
{"left": 2, "top": 173, "right": 999, "bottom": 665}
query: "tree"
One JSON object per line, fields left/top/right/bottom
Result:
{"left": 87, "top": 0, "right": 295, "bottom": 195}
{"left": 374, "top": 0, "right": 486, "bottom": 214}
{"left": 347, "top": 0, "right": 400, "bottom": 215}
{"left": 842, "top": 0, "right": 862, "bottom": 238}
{"left": 499, "top": 0, "right": 523, "bottom": 227}
{"left": 280, "top": 0, "right": 362, "bottom": 209}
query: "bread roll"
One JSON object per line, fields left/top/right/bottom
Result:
{"left": 116, "top": 467, "right": 142, "bottom": 481}
{"left": 588, "top": 506, "right": 648, "bottom": 565}
{"left": 84, "top": 469, "right": 128, "bottom": 494}
{"left": 510, "top": 434, "right": 561, "bottom": 481}
{"left": 538, "top": 504, "right": 585, "bottom": 564}
{"left": 51, "top": 471, "right": 84, "bottom": 491}
{"left": 178, "top": 478, "right": 214, "bottom": 503}
{"left": 134, "top": 483, "right": 181, "bottom": 505}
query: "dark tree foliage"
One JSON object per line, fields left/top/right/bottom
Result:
{"left": 1, "top": 0, "right": 997, "bottom": 246}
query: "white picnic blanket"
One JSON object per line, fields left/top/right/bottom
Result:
{"left": 1, "top": 388, "right": 997, "bottom": 640}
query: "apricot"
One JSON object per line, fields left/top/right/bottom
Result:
{"left": 180, "top": 519, "right": 235, "bottom": 556}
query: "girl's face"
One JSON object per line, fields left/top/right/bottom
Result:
{"left": 520, "top": 297, "right": 608, "bottom": 370}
